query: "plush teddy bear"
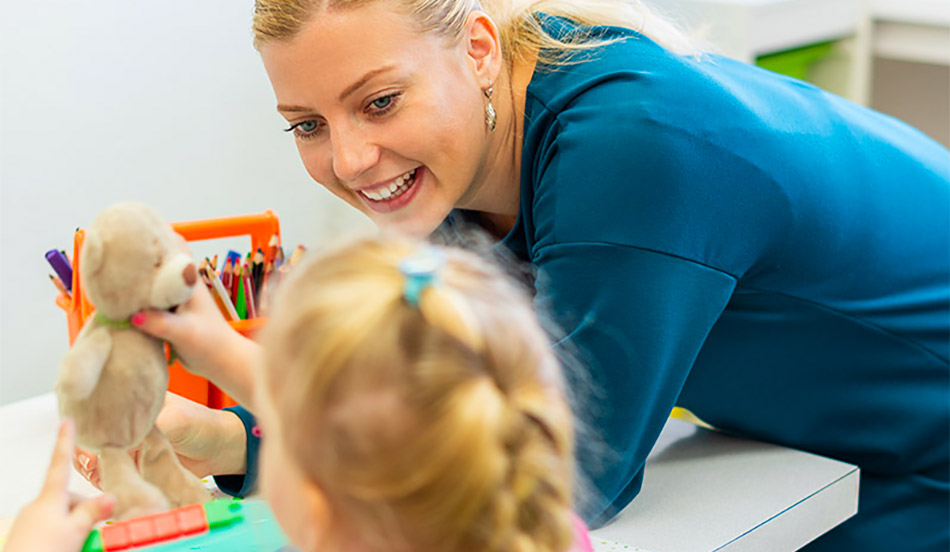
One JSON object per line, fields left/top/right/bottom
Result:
{"left": 55, "top": 202, "right": 211, "bottom": 519}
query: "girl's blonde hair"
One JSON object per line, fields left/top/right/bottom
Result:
{"left": 252, "top": 0, "right": 696, "bottom": 65}
{"left": 261, "top": 236, "right": 577, "bottom": 552}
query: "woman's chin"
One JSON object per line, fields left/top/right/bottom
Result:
{"left": 372, "top": 207, "right": 449, "bottom": 239}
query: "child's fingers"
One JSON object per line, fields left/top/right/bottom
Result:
{"left": 74, "top": 447, "right": 97, "bottom": 473}
{"left": 68, "top": 494, "right": 115, "bottom": 531}
{"left": 40, "top": 419, "right": 76, "bottom": 500}
{"left": 73, "top": 448, "right": 103, "bottom": 490}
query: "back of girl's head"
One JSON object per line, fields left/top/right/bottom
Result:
{"left": 260, "top": 236, "right": 576, "bottom": 552}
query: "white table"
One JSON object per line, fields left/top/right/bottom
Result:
{"left": 0, "top": 394, "right": 858, "bottom": 551}
{"left": 590, "top": 417, "right": 859, "bottom": 551}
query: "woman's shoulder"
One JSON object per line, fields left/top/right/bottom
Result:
{"left": 526, "top": 14, "right": 691, "bottom": 115}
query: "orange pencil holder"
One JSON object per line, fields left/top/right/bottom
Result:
{"left": 55, "top": 210, "right": 280, "bottom": 409}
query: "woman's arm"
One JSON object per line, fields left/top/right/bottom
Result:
{"left": 535, "top": 242, "right": 735, "bottom": 526}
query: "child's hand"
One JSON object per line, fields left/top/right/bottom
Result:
{"left": 5, "top": 419, "right": 114, "bottom": 552}
{"left": 74, "top": 393, "right": 247, "bottom": 487}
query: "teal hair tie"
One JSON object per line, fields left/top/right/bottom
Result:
{"left": 399, "top": 247, "right": 446, "bottom": 307}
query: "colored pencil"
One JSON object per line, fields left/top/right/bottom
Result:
{"left": 235, "top": 275, "right": 247, "bottom": 320}
{"left": 231, "top": 263, "right": 241, "bottom": 305}
{"left": 49, "top": 273, "right": 69, "bottom": 297}
{"left": 267, "top": 234, "right": 280, "bottom": 264}
{"left": 199, "top": 267, "right": 239, "bottom": 322}
{"left": 259, "top": 261, "right": 275, "bottom": 314}
{"left": 243, "top": 262, "right": 258, "bottom": 319}
{"left": 289, "top": 245, "right": 306, "bottom": 267}
{"left": 222, "top": 258, "right": 233, "bottom": 299}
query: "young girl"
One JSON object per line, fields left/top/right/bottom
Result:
{"left": 8, "top": 236, "right": 594, "bottom": 552}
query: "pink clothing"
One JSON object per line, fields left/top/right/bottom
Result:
{"left": 571, "top": 513, "right": 594, "bottom": 552}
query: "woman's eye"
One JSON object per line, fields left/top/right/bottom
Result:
{"left": 366, "top": 93, "right": 401, "bottom": 116}
{"left": 284, "top": 119, "right": 323, "bottom": 139}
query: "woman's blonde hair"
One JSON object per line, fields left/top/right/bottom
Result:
{"left": 261, "top": 236, "right": 577, "bottom": 552}
{"left": 252, "top": 0, "right": 696, "bottom": 65}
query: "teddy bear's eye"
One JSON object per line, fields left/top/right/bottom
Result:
{"left": 155, "top": 256, "right": 162, "bottom": 268}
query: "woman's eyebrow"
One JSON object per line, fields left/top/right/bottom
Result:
{"left": 277, "top": 104, "right": 314, "bottom": 113}
{"left": 339, "top": 65, "right": 397, "bottom": 101}
{"left": 275, "top": 65, "right": 398, "bottom": 114}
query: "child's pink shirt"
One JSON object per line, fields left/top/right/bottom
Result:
{"left": 571, "top": 513, "right": 595, "bottom": 552}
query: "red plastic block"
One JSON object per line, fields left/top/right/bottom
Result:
{"left": 152, "top": 514, "right": 179, "bottom": 541}
{"left": 98, "top": 504, "right": 211, "bottom": 551}
{"left": 176, "top": 505, "right": 209, "bottom": 536}
{"left": 127, "top": 518, "right": 158, "bottom": 546}
{"left": 100, "top": 524, "right": 131, "bottom": 551}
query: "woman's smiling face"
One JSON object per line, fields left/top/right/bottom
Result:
{"left": 260, "top": 3, "right": 497, "bottom": 238}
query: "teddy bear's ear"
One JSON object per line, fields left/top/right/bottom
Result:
{"left": 82, "top": 231, "right": 104, "bottom": 276}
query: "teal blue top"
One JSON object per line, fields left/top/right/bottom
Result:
{"left": 489, "top": 14, "right": 949, "bottom": 551}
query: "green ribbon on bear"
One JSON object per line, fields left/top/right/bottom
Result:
{"left": 93, "top": 311, "right": 133, "bottom": 330}
{"left": 93, "top": 311, "right": 177, "bottom": 366}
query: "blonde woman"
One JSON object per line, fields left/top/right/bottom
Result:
{"left": 81, "top": 1, "right": 947, "bottom": 550}
{"left": 15, "top": 237, "right": 594, "bottom": 552}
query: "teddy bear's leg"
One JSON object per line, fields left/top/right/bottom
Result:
{"left": 99, "top": 446, "right": 169, "bottom": 519}
{"left": 140, "top": 425, "right": 212, "bottom": 508}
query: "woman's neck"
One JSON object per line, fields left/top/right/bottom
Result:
{"left": 464, "top": 50, "right": 539, "bottom": 227}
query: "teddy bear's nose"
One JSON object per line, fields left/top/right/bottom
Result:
{"left": 182, "top": 263, "right": 197, "bottom": 286}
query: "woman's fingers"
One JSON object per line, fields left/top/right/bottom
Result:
{"left": 130, "top": 283, "right": 226, "bottom": 378}
{"left": 131, "top": 307, "right": 187, "bottom": 343}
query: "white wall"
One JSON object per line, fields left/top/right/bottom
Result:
{"left": 0, "top": 2, "right": 373, "bottom": 405}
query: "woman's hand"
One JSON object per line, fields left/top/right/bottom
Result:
{"left": 132, "top": 281, "right": 234, "bottom": 379}
{"left": 132, "top": 279, "right": 259, "bottom": 406}
{"left": 6, "top": 420, "right": 115, "bottom": 552}
{"left": 74, "top": 393, "right": 247, "bottom": 489}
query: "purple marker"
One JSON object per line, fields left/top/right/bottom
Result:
{"left": 45, "top": 249, "right": 73, "bottom": 292}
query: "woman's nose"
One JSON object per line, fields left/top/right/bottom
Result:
{"left": 331, "top": 126, "right": 380, "bottom": 183}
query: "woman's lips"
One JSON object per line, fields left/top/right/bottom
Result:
{"left": 360, "top": 167, "right": 424, "bottom": 214}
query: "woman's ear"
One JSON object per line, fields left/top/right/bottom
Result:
{"left": 463, "top": 11, "right": 503, "bottom": 88}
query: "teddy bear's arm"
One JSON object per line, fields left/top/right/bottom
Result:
{"left": 56, "top": 326, "right": 113, "bottom": 400}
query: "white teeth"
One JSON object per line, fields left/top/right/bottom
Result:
{"left": 360, "top": 168, "right": 418, "bottom": 202}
